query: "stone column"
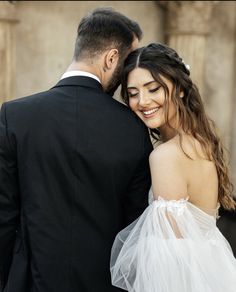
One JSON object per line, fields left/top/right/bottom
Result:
{"left": 0, "top": 1, "right": 18, "bottom": 104}
{"left": 165, "top": 1, "right": 214, "bottom": 95}
{"left": 229, "top": 9, "right": 236, "bottom": 188}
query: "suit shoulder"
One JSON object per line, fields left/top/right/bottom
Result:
{"left": 108, "top": 97, "right": 146, "bottom": 128}
{"left": 5, "top": 90, "right": 50, "bottom": 107}
{"left": 3, "top": 90, "right": 55, "bottom": 119}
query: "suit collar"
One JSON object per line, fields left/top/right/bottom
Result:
{"left": 52, "top": 76, "right": 103, "bottom": 91}
{"left": 60, "top": 70, "right": 101, "bottom": 84}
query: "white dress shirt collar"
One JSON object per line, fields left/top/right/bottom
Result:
{"left": 60, "top": 70, "right": 101, "bottom": 84}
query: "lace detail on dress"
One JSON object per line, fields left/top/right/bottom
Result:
{"left": 155, "top": 196, "right": 189, "bottom": 216}
{"left": 148, "top": 188, "right": 220, "bottom": 219}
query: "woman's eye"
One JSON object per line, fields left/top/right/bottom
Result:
{"left": 128, "top": 92, "right": 138, "bottom": 98}
{"left": 149, "top": 86, "right": 161, "bottom": 93}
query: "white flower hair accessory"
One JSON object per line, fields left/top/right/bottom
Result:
{"left": 183, "top": 60, "right": 190, "bottom": 71}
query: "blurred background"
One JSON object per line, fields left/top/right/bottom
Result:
{"left": 0, "top": 0, "right": 235, "bottom": 253}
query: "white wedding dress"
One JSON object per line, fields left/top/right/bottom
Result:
{"left": 110, "top": 193, "right": 236, "bottom": 292}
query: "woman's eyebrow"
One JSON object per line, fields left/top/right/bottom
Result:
{"left": 127, "top": 80, "right": 156, "bottom": 90}
{"left": 143, "top": 80, "right": 156, "bottom": 87}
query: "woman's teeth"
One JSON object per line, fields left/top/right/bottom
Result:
{"left": 143, "top": 107, "right": 159, "bottom": 115}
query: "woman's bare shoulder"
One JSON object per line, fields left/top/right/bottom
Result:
{"left": 149, "top": 137, "right": 189, "bottom": 201}
{"left": 149, "top": 135, "right": 186, "bottom": 163}
{"left": 152, "top": 134, "right": 211, "bottom": 160}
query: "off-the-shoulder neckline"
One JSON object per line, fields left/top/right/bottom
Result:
{"left": 157, "top": 195, "right": 189, "bottom": 202}
{"left": 155, "top": 196, "right": 219, "bottom": 219}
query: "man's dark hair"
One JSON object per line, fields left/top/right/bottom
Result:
{"left": 73, "top": 7, "right": 142, "bottom": 61}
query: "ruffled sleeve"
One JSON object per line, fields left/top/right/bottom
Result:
{"left": 110, "top": 197, "right": 236, "bottom": 292}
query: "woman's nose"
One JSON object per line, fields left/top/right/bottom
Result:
{"left": 138, "top": 93, "right": 151, "bottom": 107}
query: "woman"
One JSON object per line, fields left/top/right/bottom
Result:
{"left": 110, "top": 43, "right": 236, "bottom": 292}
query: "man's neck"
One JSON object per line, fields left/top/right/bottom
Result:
{"left": 66, "top": 61, "right": 100, "bottom": 80}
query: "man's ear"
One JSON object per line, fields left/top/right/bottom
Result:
{"left": 104, "top": 49, "right": 119, "bottom": 70}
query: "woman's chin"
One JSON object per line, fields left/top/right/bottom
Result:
{"left": 142, "top": 120, "right": 161, "bottom": 129}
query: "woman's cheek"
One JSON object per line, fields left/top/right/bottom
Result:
{"left": 129, "top": 99, "right": 137, "bottom": 111}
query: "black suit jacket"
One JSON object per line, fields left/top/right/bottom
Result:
{"left": 0, "top": 76, "right": 153, "bottom": 292}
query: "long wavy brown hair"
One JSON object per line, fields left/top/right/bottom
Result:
{"left": 121, "top": 43, "right": 235, "bottom": 211}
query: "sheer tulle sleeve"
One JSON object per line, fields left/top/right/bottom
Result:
{"left": 110, "top": 197, "right": 236, "bottom": 292}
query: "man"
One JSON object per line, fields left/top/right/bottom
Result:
{"left": 0, "top": 7, "right": 153, "bottom": 292}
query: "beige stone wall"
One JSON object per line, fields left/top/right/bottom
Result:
{"left": 163, "top": 1, "right": 236, "bottom": 193}
{"left": 0, "top": 1, "right": 18, "bottom": 102}
{"left": 204, "top": 1, "right": 236, "bottom": 146}
{"left": 13, "top": 1, "right": 164, "bottom": 98}
{"left": 2, "top": 1, "right": 236, "bottom": 192}
{"left": 166, "top": 1, "right": 213, "bottom": 93}
{"left": 204, "top": 1, "right": 236, "bottom": 185}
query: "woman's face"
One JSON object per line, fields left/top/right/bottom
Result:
{"left": 127, "top": 67, "right": 178, "bottom": 130}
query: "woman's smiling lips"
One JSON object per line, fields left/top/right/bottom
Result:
{"left": 140, "top": 107, "right": 160, "bottom": 118}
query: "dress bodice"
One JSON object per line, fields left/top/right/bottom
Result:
{"left": 153, "top": 196, "right": 219, "bottom": 235}
{"left": 111, "top": 191, "right": 236, "bottom": 292}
